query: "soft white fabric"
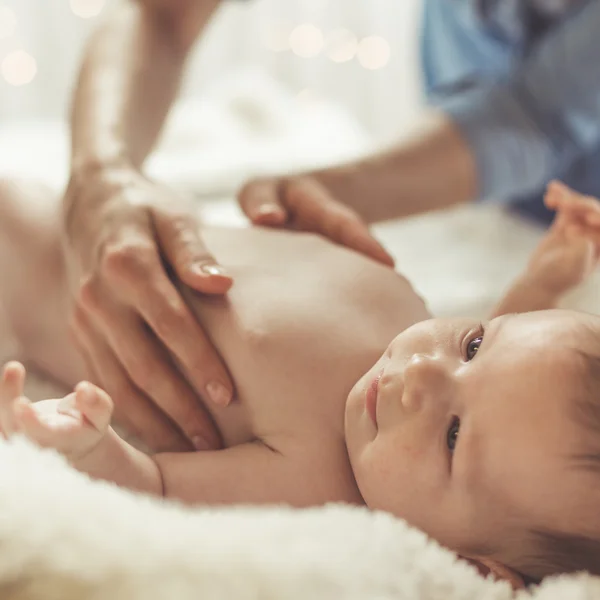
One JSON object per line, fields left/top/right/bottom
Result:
{"left": 0, "top": 71, "right": 599, "bottom": 599}
{"left": 2, "top": 437, "right": 600, "bottom": 600}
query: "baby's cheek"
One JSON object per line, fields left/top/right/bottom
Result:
{"left": 366, "top": 437, "right": 425, "bottom": 485}
{"left": 360, "top": 443, "right": 430, "bottom": 516}
{"left": 396, "top": 443, "right": 425, "bottom": 462}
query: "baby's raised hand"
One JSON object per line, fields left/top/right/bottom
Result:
{"left": 0, "top": 362, "right": 113, "bottom": 461}
{"left": 526, "top": 181, "right": 600, "bottom": 295}
{"left": 545, "top": 180, "right": 600, "bottom": 231}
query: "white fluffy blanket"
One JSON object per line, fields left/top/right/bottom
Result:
{"left": 2, "top": 437, "right": 599, "bottom": 600}
{"left": 0, "top": 70, "right": 599, "bottom": 599}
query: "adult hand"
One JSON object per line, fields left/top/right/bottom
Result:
{"left": 63, "top": 167, "right": 233, "bottom": 453}
{"left": 238, "top": 176, "right": 395, "bottom": 267}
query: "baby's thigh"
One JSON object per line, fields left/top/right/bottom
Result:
{"left": 0, "top": 178, "right": 85, "bottom": 388}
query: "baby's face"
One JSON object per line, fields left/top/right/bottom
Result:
{"left": 345, "top": 309, "right": 600, "bottom": 565}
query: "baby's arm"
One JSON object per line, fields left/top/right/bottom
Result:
{"left": 0, "top": 362, "right": 163, "bottom": 495}
{"left": 153, "top": 444, "right": 325, "bottom": 506}
{"left": 0, "top": 363, "right": 318, "bottom": 506}
{"left": 492, "top": 181, "right": 600, "bottom": 317}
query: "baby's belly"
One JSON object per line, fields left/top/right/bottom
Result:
{"left": 178, "top": 226, "right": 430, "bottom": 447}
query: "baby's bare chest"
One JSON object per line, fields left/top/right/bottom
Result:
{"left": 182, "top": 227, "right": 430, "bottom": 447}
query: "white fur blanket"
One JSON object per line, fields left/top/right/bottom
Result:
{"left": 2, "top": 437, "right": 599, "bottom": 600}
{"left": 1, "top": 71, "right": 599, "bottom": 599}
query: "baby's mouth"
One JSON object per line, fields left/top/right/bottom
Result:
{"left": 365, "top": 369, "right": 383, "bottom": 426}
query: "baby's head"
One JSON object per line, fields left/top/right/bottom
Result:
{"left": 345, "top": 309, "right": 600, "bottom": 584}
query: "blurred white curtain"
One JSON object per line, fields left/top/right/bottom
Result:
{"left": 0, "top": 0, "right": 423, "bottom": 140}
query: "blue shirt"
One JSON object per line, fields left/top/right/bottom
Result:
{"left": 422, "top": 0, "right": 600, "bottom": 224}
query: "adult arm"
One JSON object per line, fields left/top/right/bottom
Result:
{"left": 325, "top": 0, "right": 600, "bottom": 221}
{"left": 64, "top": 0, "right": 234, "bottom": 453}
{"left": 241, "top": 1, "right": 600, "bottom": 237}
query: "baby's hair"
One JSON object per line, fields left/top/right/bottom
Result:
{"left": 522, "top": 529, "right": 600, "bottom": 580}
{"left": 570, "top": 345, "right": 600, "bottom": 475}
{"left": 516, "top": 339, "right": 600, "bottom": 581}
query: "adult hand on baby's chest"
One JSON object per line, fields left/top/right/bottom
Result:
{"left": 238, "top": 176, "right": 395, "bottom": 267}
{"left": 61, "top": 168, "right": 233, "bottom": 453}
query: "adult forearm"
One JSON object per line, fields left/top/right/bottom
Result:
{"left": 69, "top": 0, "right": 219, "bottom": 178}
{"left": 313, "top": 112, "right": 478, "bottom": 223}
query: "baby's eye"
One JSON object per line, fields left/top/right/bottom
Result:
{"left": 447, "top": 417, "right": 460, "bottom": 452}
{"left": 466, "top": 336, "right": 483, "bottom": 361}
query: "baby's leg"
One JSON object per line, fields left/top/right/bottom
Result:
{"left": 0, "top": 179, "right": 85, "bottom": 389}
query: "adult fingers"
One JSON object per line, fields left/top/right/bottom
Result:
{"left": 71, "top": 304, "right": 194, "bottom": 453}
{"left": 95, "top": 234, "right": 233, "bottom": 408}
{"left": 78, "top": 282, "right": 223, "bottom": 450}
{"left": 238, "top": 179, "right": 288, "bottom": 226}
{"left": 99, "top": 241, "right": 233, "bottom": 410}
{"left": 153, "top": 207, "right": 233, "bottom": 294}
{"left": 283, "top": 179, "right": 395, "bottom": 266}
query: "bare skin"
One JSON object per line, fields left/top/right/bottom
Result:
{"left": 66, "top": 0, "right": 475, "bottom": 455}
{"left": 65, "top": 0, "right": 234, "bottom": 454}
{"left": 1, "top": 179, "right": 599, "bottom": 584}
{"left": 0, "top": 179, "right": 429, "bottom": 504}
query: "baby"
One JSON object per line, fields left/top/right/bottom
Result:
{"left": 0, "top": 178, "right": 599, "bottom": 586}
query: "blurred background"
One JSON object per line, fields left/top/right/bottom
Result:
{"left": 3, "top": 0, "right": 598, "bottom": 383}
{"left": 0, "top": 0, "right": 423, "bottom": 142}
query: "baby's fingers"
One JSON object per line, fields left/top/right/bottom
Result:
{"left": 545, "top": 180, "right": 572, "bottom": 209}
{"left": 0, "top": 362, "right": 26, "bottom": 436}
{"left": 12, "top": 397, "right": 59, "bottom": 448}
{"left": 546, "top": 181, "right": 600, "bottom": 222}
{"left": 73, "top": 382, "right": 113, "bottom": 434}
{"left": 566, "top": 224, "right": 600, "bottom": 264}
{"left": 1, "top": 362, "right": 25, "bottom": 403}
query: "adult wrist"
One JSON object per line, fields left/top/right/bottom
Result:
{"left": 63, "top": 159, "right": 139, "bottom": 241}
{"left": 69, "top": 153, "right": 137, "bottom": 192}
{"left": 311, "top": 163, "right": 378, "bottom": 222}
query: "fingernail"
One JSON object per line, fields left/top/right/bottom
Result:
{"left": 198, "top": 264, "right": 227, "bottom": 277}
{"left": 206, "top": 381, "right": 232, "bottom": 407}
{"left": 257, "top": 205, "right": 283, "bottom": 218}
{"left": 78, "top": 382, "right": 94, "bottom": 401}
{"left": 192, "top": 435, "right": 211, "bottom": 451}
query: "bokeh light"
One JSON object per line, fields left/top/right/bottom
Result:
{"left": 70, "top": 0, "right": 106, "bottom": 19}
{"left": 289, "top": 23, "right": 324, "bottom": 58}
{"left": 0, "top": 5, "right": 17, "bottom": 40}
{"left": 325, "top": 28, "right": 358, "bottom": 63}
{"left": 357, "top": 35, "right": 391, "bottom": 70}
{"left": 1, "top": 50, "right": 37, "bottom": 86}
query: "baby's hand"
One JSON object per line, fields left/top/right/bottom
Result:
{"left": 526, "top": 181, "right": 600, "bottom": 295}
{"left": 0, "top": 362, "right": 113, "bottom": 462}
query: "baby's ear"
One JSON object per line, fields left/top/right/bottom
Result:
{"left": 461, "top": 556, "right": 526, "bottom": 590}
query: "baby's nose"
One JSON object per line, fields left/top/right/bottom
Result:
{"left": 402, "top": 353, "right": 448, "bottom": 412}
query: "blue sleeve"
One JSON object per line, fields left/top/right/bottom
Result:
{"left": 437, "top": 0, "right": 600, "bottom": 202}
